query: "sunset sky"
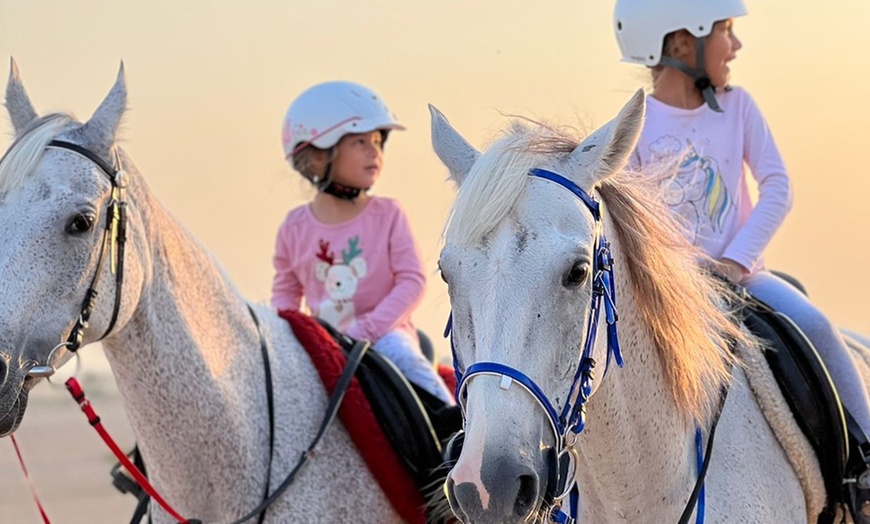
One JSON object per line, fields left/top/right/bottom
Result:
{"left": 2, "top": 0, "right": 869, "bottom": 358}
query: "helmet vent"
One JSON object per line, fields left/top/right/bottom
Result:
{"left": 617, "top": 21, "right": 622, "bottom": 30}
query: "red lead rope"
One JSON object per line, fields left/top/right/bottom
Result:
{"left": 10, "top": 434, "right": 52, "bottom": 523}
{"left": 64, "top": 377, "right": 193, "bottom": 524}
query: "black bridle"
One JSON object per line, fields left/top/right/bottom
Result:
{"left": 25, "top": 141, "right": 367, "bottom": 523}
{"left": 25, "top": 140, "right": 128, "bottom": 381}
{"left": 48, "top": 140, "right": 129, "bottom": 353}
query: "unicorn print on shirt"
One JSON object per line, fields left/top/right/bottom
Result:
{"left": 314, "top": 237, "right": 367, "bottom": 331}
{"left": 649, "top": 135, "right": 734, "bottom": 244}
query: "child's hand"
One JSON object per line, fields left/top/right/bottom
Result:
{"left": 717, "top": 258, "right": 746, "bottom": 284}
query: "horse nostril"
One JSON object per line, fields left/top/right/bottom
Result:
{"left": 449, "top": 478, "right": 483, "bottom": 521}
{"left": 445, "top": 477, "right": 462, "bottom": 518}
{"left": 514, "top": 473, "right": 539, "bottom": 517}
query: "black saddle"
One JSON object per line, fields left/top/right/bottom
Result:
{"left": 314, "top": 320, "right": 461, "bottom": 502}
{"left": 739, "top": 290, "right": 851, "bottom": 523}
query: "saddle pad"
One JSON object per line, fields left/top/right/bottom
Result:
{"left": 282, "top": 310, "right": 452, "bottom": 524}
{"left": 741, "top": 296, "right": 851, "bottom": 523}
{"left": 736, "top": 326, "right": 827, "bottom": 521}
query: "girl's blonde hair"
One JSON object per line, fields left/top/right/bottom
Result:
{"left": 651, "top": 30, "right": 688, "bottom": 82}
{"left": 289, "top": 145, "right": 335, "bottom": 185}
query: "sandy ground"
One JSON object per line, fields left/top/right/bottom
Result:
{"left": 0, "top": 351, "right": 138, "bottom": 524}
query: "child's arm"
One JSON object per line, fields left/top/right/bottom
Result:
{"left": 721, "top": 91, "right": 793, "bottom": 272}
{"left": 346, "top": 204, "right": 425, "bottom": 342}
{"left": 271, "top": 223, "right": 304, "bottom": 311}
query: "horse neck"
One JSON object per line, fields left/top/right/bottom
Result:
{"left": 101, "top": 181, "right": 270, "bottom": 515}
{"left": 575, "top": 223, "right": 697, "bottom": 522}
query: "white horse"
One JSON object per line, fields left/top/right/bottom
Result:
{"left": 0, "top": 61, "right": 402, "bottom": 523}
{"left": 428, "top": 90, "right": 867, "bottom": 523}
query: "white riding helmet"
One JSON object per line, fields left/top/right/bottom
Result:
{"left": 614, "top": 0, "right": 747, "bottom": 67}
{"left": 281, "top": 81, "right": 405, "bottom": 159}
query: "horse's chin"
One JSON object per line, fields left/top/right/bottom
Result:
{"left": 0, "top": 387, "right": 29, "bottom": 437}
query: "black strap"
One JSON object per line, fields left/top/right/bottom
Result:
{"left": 47, "top": 140, "right": 118, "bottom": 177}
{"left": 104, "top": 200, "right": 127, "bottom": 337}
{"left": 130, "top": 488, "right": 151, "bottom": 524}
{"left": 247, "top": 306, "right": 275, "bottom": 524}
{"left": 226, "top": 338, "right": 370, "bottom": 524}
{"left": 677, "top": 382, "right": 731, "bottom": 524}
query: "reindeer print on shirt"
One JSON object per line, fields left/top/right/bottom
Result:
{"left": 314, "top": 237, "right": 367, "bottom": 331}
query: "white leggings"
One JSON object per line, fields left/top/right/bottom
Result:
{"left": 374, "top": 330, "right": 455, "bottom": 405}
{"left": 744, "top": 270, "right": 870, "bottom": 438}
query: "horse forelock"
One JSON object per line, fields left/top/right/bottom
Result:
{"left": 0, "top": 113, "right": 77, "bottom": 196}
{"left": 444, "top": 121, "right": 580, "bottom": 248}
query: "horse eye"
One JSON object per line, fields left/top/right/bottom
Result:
{"left": 563, "top": 261, "right": 589, "bottom": 288}
{"left": 66, "top": 213, "right": 96, "bottom": 234}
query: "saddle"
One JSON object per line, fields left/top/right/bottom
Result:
{"left": 283, "top": 311, "right": 460, "bottom": 524}
{"left": 738, "top": 290, "right": 854, "bottom": 523}
{"left": 312, "top": 318, "right": 461, "bottom": 497}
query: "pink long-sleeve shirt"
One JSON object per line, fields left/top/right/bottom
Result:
{"left": 271, "top": 196, "right": 426, "bottom": 342}
{"left": 630, "top": 87, "right": 793, "bottom": 273}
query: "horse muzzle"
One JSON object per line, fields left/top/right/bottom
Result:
{"left": 0, "top": 350, "right": 42, "bottom": 436}
{"left": 446, "top": 452, "right": 545, "bottom": 523}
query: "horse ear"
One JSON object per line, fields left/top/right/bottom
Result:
{"left": 429, "top": 104, "right": 480, "bottom": 186}
{"left": 568, "top": 89, "right": 646, "bottom": 185}
{"left": 76, "top": 62, "right": 128, "bottom": 153}
{"left": 5, "top": 58, "right": 39, "bottom": 135}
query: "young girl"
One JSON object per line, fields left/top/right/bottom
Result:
{"left": 614, "top": 0, "right": 870, "bottom": 511}
{"left": 272, "top": 80, "right": 454, "bottom": 405}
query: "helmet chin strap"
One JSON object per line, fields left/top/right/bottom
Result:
{"left": 659, "top": 38, "right": 724, "bottom": 113}
{"left": 321, "top": 181, "right": 365, "bottom": 200}
{"left": 314, "top": 161, "right": 367, "bottom": 201}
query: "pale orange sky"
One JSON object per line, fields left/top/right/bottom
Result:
{"left": 1, "top": 0, "right": 869, "bottom": 358}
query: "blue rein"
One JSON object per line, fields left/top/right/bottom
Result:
{"left": 445, "top": 168, "right": 710, "bottom": 524}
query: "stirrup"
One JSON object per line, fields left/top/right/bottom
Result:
{"left": 111, "top": 461, "right": 144, "bottom": 499}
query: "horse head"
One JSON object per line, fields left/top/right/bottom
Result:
{"left": 0, "top": 60, "right": 146, "bottom": 436}
{"left": 430, "top": 91, "right": 646, "bottom": 522}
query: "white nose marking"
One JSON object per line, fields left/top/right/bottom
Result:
{"left": 450, "top": 410, "right": 492, "bottom": 510}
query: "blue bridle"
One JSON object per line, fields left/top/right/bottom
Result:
{"left": 445, "top": 168, "right": 623, "bottom": 522}
{"left": 445, "top": 167, "right": 717, "bottom": 524}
